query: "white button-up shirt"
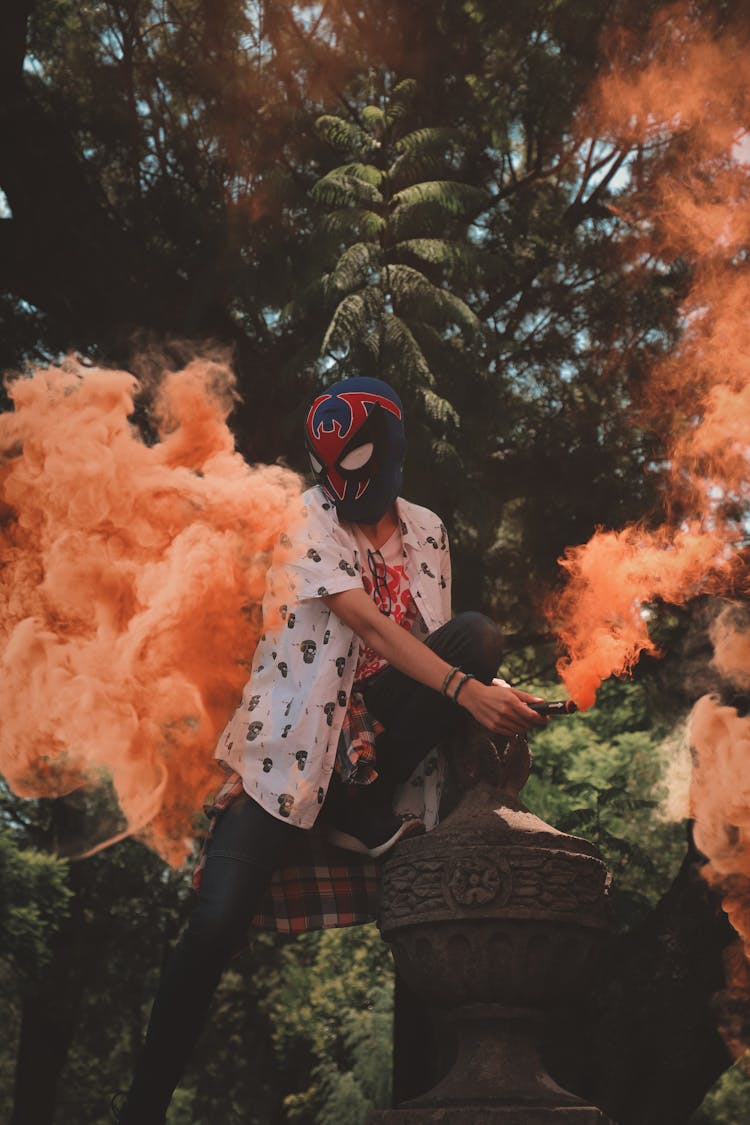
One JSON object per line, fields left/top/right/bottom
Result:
{"left": 216, "top": 485, "right": 452, "bottom": 828}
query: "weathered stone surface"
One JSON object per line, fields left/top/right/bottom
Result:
{"left": 370, "top": 1108, "right": 609, "bottom": 1123}
{"left": 381, "top": 844, "right": 609, "bottom": 929}
{"left": 372, "top": 772, "right": 615, "bottom": 1124}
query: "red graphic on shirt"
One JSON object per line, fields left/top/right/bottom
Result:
{"left": 356, "top": 557, "right": 416, "bottom": 681}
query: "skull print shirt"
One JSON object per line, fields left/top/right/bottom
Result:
{"left": 215, "top": 485, "right": 452, "bottom": 828}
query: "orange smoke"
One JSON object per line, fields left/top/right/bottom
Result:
{"left": 0, "top": 357, "right": 301, "bottom": 864}
{"left": 690, "top": 702, "right": 750, "bottom": 949}
{"left": 689, "top": 607, "right": 750, "bottom": 1056}
{"left": 555, "top": 524, "right": 730, "bottom": 709}
{"left": 553, "top": 7, "right": 750, "bottom": 707}
{"left": 549, "top": 4, "right": 750, "bottom": 1046}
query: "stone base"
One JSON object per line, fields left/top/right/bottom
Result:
{"left": 369, "top": 1107, "right": 612, "bottom": 1124}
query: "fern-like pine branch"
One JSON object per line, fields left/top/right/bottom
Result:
{"left": 387, "top": 263, "right": 481, "bottom": 336}
{"left": 382, "top": 312, "right": 436, "bottom": 387}
{"left": 315, "top": 115, "right": 379, "bottom": 158}
{"left": 327, "top": 242, "right": 381, "bottom": 295}
{"left": 321, "top": 287, "right": 384, "bottom": 355}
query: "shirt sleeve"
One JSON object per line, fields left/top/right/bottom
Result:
{"left": 282, "top": 496, "right": 363, "bottom": 602}
{"left": 439, "top": 520, "right": 452, "bottom": 622}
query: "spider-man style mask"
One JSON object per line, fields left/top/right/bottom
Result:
{"left": 305, "top": 377, "right": 406, "bottom": 523}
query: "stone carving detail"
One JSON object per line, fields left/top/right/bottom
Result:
{"left": 389, "top": 921, "right": 599, "bottom": 1009}
{"left": 380, "top": 845, "right": 608, "bottom": 930}
{"left": 507, "top": 850, "right": 610, "bottom": 914}
{"left": 384, "top": 860, "right": 447, "bottom": 917}
{"left": 445, "top": 855, "right": 509, "bottom": 907}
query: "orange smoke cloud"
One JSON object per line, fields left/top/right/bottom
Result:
{"left": 555, "top": 524, "right": 729, "bottom": 709}
{"left": 689, "top": 607, "right": 750, "bottom": 1055}
{"left": 709, "top": 607, "right": 750, "bottom": 692}
{"left": 549, "top": 4, "right": 750, "bottom": 1046}
{"left": 0, "top": 357, "right": 301, "bottom": 864}
{"left": 690, "top": 692, "right": 750, "bottom": 948}
{"left": 552, "top": 7, "right": 750, "bottom": 707}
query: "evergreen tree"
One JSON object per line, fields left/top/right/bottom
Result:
{"left": 1, "top": 1, "right": 746, "bottom": 1121}
{"left": 294, "top": 79, "right": 488, "bottom": 465}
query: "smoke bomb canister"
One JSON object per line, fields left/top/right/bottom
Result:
{"left": 528, "top": 700, "right": 579, "bottom": 716}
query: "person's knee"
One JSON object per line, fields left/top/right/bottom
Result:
{"left": 452, "top": 611, "right": 503, "bottom": 679}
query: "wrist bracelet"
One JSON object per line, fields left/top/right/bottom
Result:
{"left": 452, "top": 672, "right": 475, "bottom": 703}
{"left": 440, "top": 666, "right": 462, "bottom": 696}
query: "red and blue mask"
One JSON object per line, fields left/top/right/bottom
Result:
{"left": 305, "top": 377, "right": 406, "bottom": 523}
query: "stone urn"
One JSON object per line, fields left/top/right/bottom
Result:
{"left": 371, "top": 738, "right": 614, "bottom": 1124}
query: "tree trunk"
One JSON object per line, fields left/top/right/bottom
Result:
{"left": 11, "top": 890, "right": 98, "bottom": 1124}
{"left": 10, "top": 799, "right": 109, "bottom": 1125}
{"left": 11, "top": 965, "right": 87, "bottom": 1125}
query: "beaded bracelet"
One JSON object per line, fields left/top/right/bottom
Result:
{"left": 440, "top": 665, "right": 462, "bottom": 696}
{"left": 452, "top": 672, "right": 476, "bottom": 703}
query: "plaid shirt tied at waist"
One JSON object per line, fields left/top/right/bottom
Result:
{"left": 193, "top": 692, "right": 384, "bottom": 934}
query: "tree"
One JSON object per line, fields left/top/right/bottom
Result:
{"left": 1, "top": 1, "right": 747, "bottom": 1121}
{"left": 0, "top": 783, "right": 196, "bottom": 1125}
{"left": 0, "top": 818, "right": 71, "bottom": 982}
{"left": 265, "top": 926, "right": 393, "bottom": 1124}
{"left": 296, "top": 80, "right": 487, "bottom": 454}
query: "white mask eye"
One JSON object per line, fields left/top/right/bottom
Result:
{"left": 309, "top": 452, "right": 324, "bottom": 475}
{"left": 339, "top": 442, "right": 374, "bottom": 471}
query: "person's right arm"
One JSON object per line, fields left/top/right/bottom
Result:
{"left": 323, "top": 587, "right": 545, "bottom": 738}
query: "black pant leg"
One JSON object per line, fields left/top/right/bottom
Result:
{"left": 119, "top": 794, "right": 295, "bottom": 1124}
{"left": 362, "top": 612, "right": 503, "bottom": 787}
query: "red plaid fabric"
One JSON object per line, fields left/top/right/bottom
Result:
{"left": 193, "top": 771, "right": 380, "bottom": 933}
{"left": 335, "top": 689, "right": 383, "bottom": 786}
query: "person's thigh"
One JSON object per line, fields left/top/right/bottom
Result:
{"left": 207, "top": 789, "right": 294, "bottom": 867}
{"left": 362, "top": 612, "right": 503, "bottom": 784}
{"left": 364, "top": 611, "right": 502, "bottom": 728}
{"left": 187, "top": 792, "right": 297, "bottom": 950}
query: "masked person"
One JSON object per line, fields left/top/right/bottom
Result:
{"left": 114, "top": 377, "right": 545, "bottom": 1125}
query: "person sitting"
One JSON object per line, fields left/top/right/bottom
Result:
{"left": 114, "top": 376, "right": 544, "bottom": 1124}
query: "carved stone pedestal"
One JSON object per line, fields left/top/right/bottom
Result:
{"left": 372, "top": 1108, "right": 605, "bottom": 1123}
{"left": 373, "top": 1002, "right": 609, "bottom": 1123}
{"left": 370, "top": 779, "right": 614, "bottom": 1124}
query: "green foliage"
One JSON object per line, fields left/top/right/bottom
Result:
{"left": 322, "top": 289, "right": 384, "bottom": 355}
{"left": 382, "top": 315, "right": 436, "bottom": 386}
{"left": 390, "top": 179, "right": 487, "bottom": 219}
{"left": 264, "top": 925, "right": 394, "bottom": 1124}
{"left": 523, "top": 678, "right": 686, "bottom": 928}
{"left": 320, "top": 208, "right": 387, "bottom": 241}
{"left": 0, "top": 828, "right": 71, "bottom": 980}
{"left": 0, "top": 782, "right": 200, "bottom": 1124}
{"left": 694, "top": 1058, "right": 750, "bottom": 1124}
{"left": 311, "top": 168, "right": 384, "bottom": 210}
{"left": 315, "top": 118, "right": 380, "bottom": 160}
{"left": 384, "top": 79, "right": 417, "bottom": 127}
{"left": 326, "top": 242, "right": 381, "bottom": 296}
{"left": 393, "top": 237, "right": 477, "bottom": 274}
